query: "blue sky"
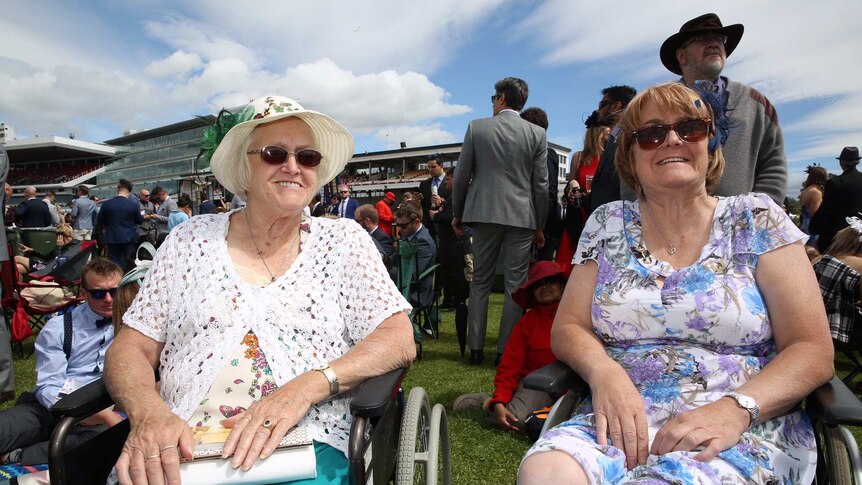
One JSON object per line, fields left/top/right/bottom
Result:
{"left": 1, "top": 0, "right": 860, "bottom": 196}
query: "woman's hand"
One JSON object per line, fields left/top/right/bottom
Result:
{"left": 491, "top": 402, "right": 520, "bottom": 432}
{"left": 651, "top": 397, "right": 749, "bottom": 462}
{"left": 590, "top": 366, "right": 649, "bottom": 470}
{"left": 116, "top": 410, "right": 194, "bottom": 485}
{"left": 220, "top": 378, "right": 317, "bottom": 471}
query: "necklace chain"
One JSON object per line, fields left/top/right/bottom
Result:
{"left": 644, "top": 202, "right": 689, "bottom": 256}
{"left": 244, "top": 209, "right": 300, "bottom": 282}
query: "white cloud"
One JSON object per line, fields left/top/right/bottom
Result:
{"left": 371, "top": 123, "right": 460, "bottom": 149}
{"left": 143, "top": 17, "right": 266, "bottom": 70}
{"left": 172, "top": 0, "right": 507, "bottom": 73}
{"left": 0, "top": 1, "right": 485, "bottom": 143}
{"left": 145, "top": 51, "right": 204, "bottom": 78}
{"left": 519, "top": 0, "right": 862, "bottom": 179}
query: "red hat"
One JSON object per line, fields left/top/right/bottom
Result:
{"left": 385, "top": 191, "right": 396, "bottom": 201}
{"left": 511, "top": 261, "right": 567, "bottom": 310}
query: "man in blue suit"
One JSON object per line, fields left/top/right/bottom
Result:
{"left": 335, "top": 184, "right": 359, "bottom": 219}
{"left": 97, "top": 179, "right": 144, "bottom": 270}
{"left": 395, "top": 202, "right": 436, "bottom": 311}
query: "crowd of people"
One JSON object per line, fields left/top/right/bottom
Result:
{"left": 0, "top": 10, "right": 859, "bottom": 485}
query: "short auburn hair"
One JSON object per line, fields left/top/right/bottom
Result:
{"left": 615, "top": 82, "right": 725, "bottom": 198}
{"left": 395, "top": 201, "right": 423, "bottom": 222}
{"left": 81, "top": 258, "right": 123, "bottom": 289}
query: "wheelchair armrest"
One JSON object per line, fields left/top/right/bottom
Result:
{"left": 350, "top": 368, "right": 407, "bottom": 418}
{"left": 50, "top": 377, "right": 115, "bottom": 420}
{"left": 806, "top": 376, "right": 862, "bottom": 427}
{"left": 523, "top": 361, "right": 588, "bottom": 395}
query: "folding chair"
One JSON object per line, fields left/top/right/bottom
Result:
{"left": 396, "top": 241, "right": 440, "bottom": 359}
{"left": 18, "top": 227, "right": 58, "bottom": 260}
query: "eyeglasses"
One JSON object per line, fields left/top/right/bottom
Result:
{"left": 631, "top": 118, "right": 712, "bottom": 151}
{"left": 339, "top": 191, "right": 349, "bottom": 194}
{"left": 491, "top": 94, "right": 498, "bottom": 102}
{"left": 682, "top": 34, "right": 728, "bottom": 48}
{"left": 598, "top": 99, "right": 613, "bottom": 109}
{"left": 246, "top": 146, "right": 323, "bottom": 167}
{"left": 86, "top": 287, "right": 118, "bottom": 299}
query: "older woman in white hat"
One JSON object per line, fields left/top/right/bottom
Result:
{"left": 105, "top": 96, "right": 415, "bottom": 484}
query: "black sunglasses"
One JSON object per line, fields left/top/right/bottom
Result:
{"left": 86, "top": 287, "right": 118, "bottom": 299}
{"left": 631, "top": 118, "right": 712, "bottom": 151}
{"left": 247, "top": 146, "right": 323, "bottom": 167}
{"left": 490, "top": 94, "right": 498, "bottom": 102}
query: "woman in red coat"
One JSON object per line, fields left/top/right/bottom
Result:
{"left": 453, "top": 261, "right": 566, "bottom": 433}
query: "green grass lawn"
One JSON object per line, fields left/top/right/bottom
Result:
{"left": 4, "top": 293, "right": 862, "bottom": 484}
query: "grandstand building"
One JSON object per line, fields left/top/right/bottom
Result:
{"left": 2, "top": 116, "right": 571, "bottom": 210}
{"left": 2, "top": 129, "right": 115, "bottom": 206}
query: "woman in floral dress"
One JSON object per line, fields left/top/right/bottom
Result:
{"left": 518, "top": 82, "right": 834, "bottom": 484}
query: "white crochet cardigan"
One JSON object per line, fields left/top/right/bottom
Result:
{"left": 123, "top": 211, "right": 412, "bottom": 454}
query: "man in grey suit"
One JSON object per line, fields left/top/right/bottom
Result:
{"left": 452, "top": 77, "right": 548, "bottom": 365}
{"left": 0, "top": 145, "right": 14, "bottom": 403}
{"left": 148, "top": 186, "right": 177, "bottom": 246}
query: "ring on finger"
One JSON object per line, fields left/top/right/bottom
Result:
{"left": 261, "top": 418, "right": 274, "bottom": 429}
{"left": 160, "top": 445, "right": 176, "bottom": 453}
{"left": 145, "top": 453, "right": 161, "bottom": 461}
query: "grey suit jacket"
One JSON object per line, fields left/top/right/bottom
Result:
{"left": 452, "top": 110, "right": 548, "bottom": 230}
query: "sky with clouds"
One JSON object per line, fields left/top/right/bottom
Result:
{"left": 1, "top": 0, "right": 859, "bottom": 195}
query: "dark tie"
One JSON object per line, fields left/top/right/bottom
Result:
{"left": 95, "top": 317, "right": 112, "bottom": 329}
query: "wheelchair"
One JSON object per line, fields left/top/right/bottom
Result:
{"left": 47, "top": 369, "right": 451, "bottom": 485}
{"left": 524, "top": 361, "right": 862, "bottom": 485}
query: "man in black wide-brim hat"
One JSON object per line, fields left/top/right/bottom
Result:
{"left": 811, "top": 147, "right": 862, "bottom": 252}
{"left": 657, "top": 13, "right": 788, "bottom": 205}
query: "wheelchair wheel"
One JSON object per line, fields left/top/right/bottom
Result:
{"left": 396, "top": 387, "right": 451, "bottom": 484}
{"left": 819, "top": 424, "right": 862, "bottom": 485}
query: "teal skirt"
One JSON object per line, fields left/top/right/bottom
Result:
{"left": 279, "top": 441, "right": 349, "bottom": 484}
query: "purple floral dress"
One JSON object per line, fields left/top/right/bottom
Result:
{"left": 523, "top": 194, "right": 813, "bottom": 484}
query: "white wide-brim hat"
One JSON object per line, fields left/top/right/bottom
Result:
{"left": 210, "top": 95, "right": 354, "bottom": 197}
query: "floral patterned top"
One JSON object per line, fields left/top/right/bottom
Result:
{"left": 124, "top": 210, "right": 412, "bottom": 455}
{"left": 526, "top": 194, "right": 814, "bottom": 484}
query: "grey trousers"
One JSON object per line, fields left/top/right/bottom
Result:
{"left": 468, "top": 223, "right": 533, "bottom": 353}
{"left": 483, "top": 382, "right": 555, "bottom": 429}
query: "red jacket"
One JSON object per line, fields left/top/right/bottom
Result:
{"left": 490, "top": 303, "right": 558, "bottom": 406}
{"left": 376, "top": 199, "right": 395, "bottom": 236}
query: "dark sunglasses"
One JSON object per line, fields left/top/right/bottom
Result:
{"left": 490, "top": 94, "right": 498, "bottom": 102}
{"left": 246, "top": 146, "right": 323, "bottom": 167}
{"left": 86, "top": 287, "right": 118, "bottom": 299}
{"left": 631, "top": 118, "right": 712, "bottom": 151}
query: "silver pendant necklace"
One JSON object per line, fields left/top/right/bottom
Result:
{"left": 644, "top": 202, "right": 688, "bottom": 256}
{"left": 244, "top": 209, "right": 299, "bottom": 282}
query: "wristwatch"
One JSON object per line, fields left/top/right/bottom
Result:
{"left": 317, "top": 366, "right": 340, "bottom": 398}
{"left": 725, "top": 392, "right": 760, "bottom": 425}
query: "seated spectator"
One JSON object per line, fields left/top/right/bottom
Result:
{"left": 519, "top": 82, "right": 832, "bottom": 484}
{"left": 355, "top": 203, "right": 394, "bottom": 263}
{"left": 453, "top": 261, "right": 564, "bottom": 435}
{"left": 812, "top": 217, "right": 862, "bottom": 344}
{"left": 14, "top": 223, "right": 78, "bottom": 277}
{"left": 105, "top": 95, "right": 414, "bottom": 482}
{"left": 0, "top": 259, "right": 124, "bottom": 465}
{"left": 395, "top": 201, "right": 436, "bottom": 310}
{"left": 167, "top": 193, "right": 192, "bottom": 232}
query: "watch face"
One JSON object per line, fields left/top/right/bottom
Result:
{"left": 737, "top": 395, "right": 756, "bottom": 409}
